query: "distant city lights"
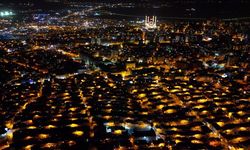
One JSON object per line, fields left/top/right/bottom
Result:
{"left": 0, "top": 11, "right": 14, "bottom": 17}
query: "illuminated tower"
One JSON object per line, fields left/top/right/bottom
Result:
{"left": 142, "top": 31, "right": 146, "bottom": 44}
{"left": 145, "top": 16, "right": 157, "bottom": 30}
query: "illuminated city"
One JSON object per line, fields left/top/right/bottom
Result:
{"left": 0, "top": 0, "right": 249, "bottom": 149}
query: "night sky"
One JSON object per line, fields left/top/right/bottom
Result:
{"left": 0, "top": 1, "right": 250, "bottom": 19}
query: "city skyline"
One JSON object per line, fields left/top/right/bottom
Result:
{"left": 0, "top": 1, "right": 249, "bottom": 150}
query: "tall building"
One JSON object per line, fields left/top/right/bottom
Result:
{"left": 142, "top": 31, "right": 146, "bottom": 43}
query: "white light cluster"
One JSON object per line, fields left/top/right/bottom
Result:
{"left": 0, "top": 11, "right": 14, "bottom": 17}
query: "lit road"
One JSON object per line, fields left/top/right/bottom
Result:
{"left": 1, "top": 78, "right": 45, "bottom": 149}
{"left": 160, "top": 79, "right": 236, "bottom": 150}
{"left": 1, "top": 59, "right": 48, "bottom": 74}
{"left": 32, "top": 46, "right": 82, "bottom": 64}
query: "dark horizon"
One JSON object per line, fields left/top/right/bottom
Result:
{"left": 1, "top": 0, "right": 250, "bottom": 19}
